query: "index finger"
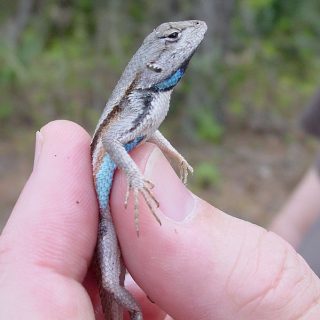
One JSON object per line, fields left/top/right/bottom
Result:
{"left": 0, "top": 120, "right": 98, "bottom": 319}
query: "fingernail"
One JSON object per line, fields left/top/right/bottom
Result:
{"left": 144, "top": 148, "right": 195, "bottom": 221}
{"left": 33, "top": 131, "right": 44, "bottom": 170}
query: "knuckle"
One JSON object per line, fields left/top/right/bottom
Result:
{"left": 228, "top": 231, "right": 318, "bottom": 318}
{"left": 0, "top": 233, "right": 15, "bottom": 280}
{"left": 297, "top": 292, "right": 320, "bottom": 319}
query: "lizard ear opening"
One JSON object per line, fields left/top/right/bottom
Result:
{"left": 147, "top": 62, "right": 162, "bottom": 73}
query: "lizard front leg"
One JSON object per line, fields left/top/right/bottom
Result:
{"left": 147, "top": 130, "right": 193, "bottom": 184}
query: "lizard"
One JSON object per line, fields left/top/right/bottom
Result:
{"left": 91, "top": 20, "right": 207, "bottom": 320}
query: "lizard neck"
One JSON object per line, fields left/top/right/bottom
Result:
{"left": 150, "top": 57, "right": 191, "bottom": 92}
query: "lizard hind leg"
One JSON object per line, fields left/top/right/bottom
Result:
{"left": 98, "top": 216, "right": 143, "bottom": 320}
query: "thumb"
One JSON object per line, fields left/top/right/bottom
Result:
{"left": 111, "top": 143, "right": 320, "bottom": 320}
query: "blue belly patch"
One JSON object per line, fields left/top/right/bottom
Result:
{"left": 95, "top": 137, "right": 143, "bottom": 210}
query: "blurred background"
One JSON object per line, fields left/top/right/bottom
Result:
{"left": 1, "top": 0, "right": 320, "bottom": 231}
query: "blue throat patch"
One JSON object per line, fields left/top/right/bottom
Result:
{"left": 95, "top": 137, "right": 143, "bottom": 210}
{"left": 153, "top": 68, "right": 185, "bottom": 91}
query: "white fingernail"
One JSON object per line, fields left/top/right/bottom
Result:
{"left": 33, "top": 131, "right": 44, "bottom": 170}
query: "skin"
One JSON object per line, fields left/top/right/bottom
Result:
{"left": 1, "top": 120, "right": 320, "bottom": 319}
{"left": 270, "top": 168, "right": 320, "bottom": 248}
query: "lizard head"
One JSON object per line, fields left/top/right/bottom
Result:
{"left": 134, "top": 20, "right": 207, "bottom": 90}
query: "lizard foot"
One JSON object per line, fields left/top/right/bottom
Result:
{"left": 124, "top": 177, "right": 161, "bottom": 235}
{"left": 179, "top": 158, "right": 193, "bottom": 184}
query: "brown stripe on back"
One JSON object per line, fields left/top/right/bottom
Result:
{"left": 91, "top": 105, "right": 121, "bottom": 153}
{"left": 93, "top": 142, "right": 106, "bottom": 176}
{"left": 91, "top": 74, "right": 141, "bottom": 153}
{"left": 91, "top": 76, "right": 142, "bottom": 178}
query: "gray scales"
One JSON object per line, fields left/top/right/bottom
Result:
{"left": 91, "top": 20, "right": 207, "bottom": 320}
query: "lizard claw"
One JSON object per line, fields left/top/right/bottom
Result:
{"left": 140, "top": 186, "right": 161, "bottom": 222}
{"left": 144, "top": 179, "right": 155, "bottom": 189}
{"left": 179, "top": 158, "right": 193, "bottom": 185}
{"left": 125, "top": 177, "right": 161, "bottom": 235}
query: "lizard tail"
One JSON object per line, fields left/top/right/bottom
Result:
{"left": 94, "top": 253, "right": 124, "bottom": 320}
{"left": 100, "top": 284, "right": 124, "bottom": 320}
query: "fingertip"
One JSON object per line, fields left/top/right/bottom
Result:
{"left": 39, "top": 120, "right": 91, "bottom": 143}
{"left": 143, "top": 147, "right": 195, "bottom": 221}
{"left": 2, "top": 120, "right": 97, "bottom": 282}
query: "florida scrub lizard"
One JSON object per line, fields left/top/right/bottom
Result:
{"left": 91, "top": 20, "right": 207, "bottom": 320}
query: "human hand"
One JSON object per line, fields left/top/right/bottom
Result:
{"left": 1, "top": 120, "right": 319, "bottom": 320}
{"left": 270, "top": 167, "right": 320, "bottom": 249}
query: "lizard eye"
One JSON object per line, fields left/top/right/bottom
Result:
{"left": 165, "top": 31, "right": 181, "bottom": 42}
{"left": 168, "top": 32, "right": 179, "bottom": 39}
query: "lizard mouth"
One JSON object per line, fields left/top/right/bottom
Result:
{"left": 173, "top": 42, "right": 201, "bottom": 76}
{"left": 179, "top": 50, "right": 195, "bottom": 72}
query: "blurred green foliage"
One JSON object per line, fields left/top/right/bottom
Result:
{"left": 193, "top": 162, "right": 221, "bottom": 189}
{"left": 195, "top": 112, "right": 225, "bottom": 143}
{"left": 0, "top": 0, "right": 319, "bottom": 138}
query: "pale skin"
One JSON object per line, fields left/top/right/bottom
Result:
{"left": 270, "top": 167, "right": 320, "bottom": 249}
{"left": 1, "top": 120, "right": 320, "bottom": 319}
